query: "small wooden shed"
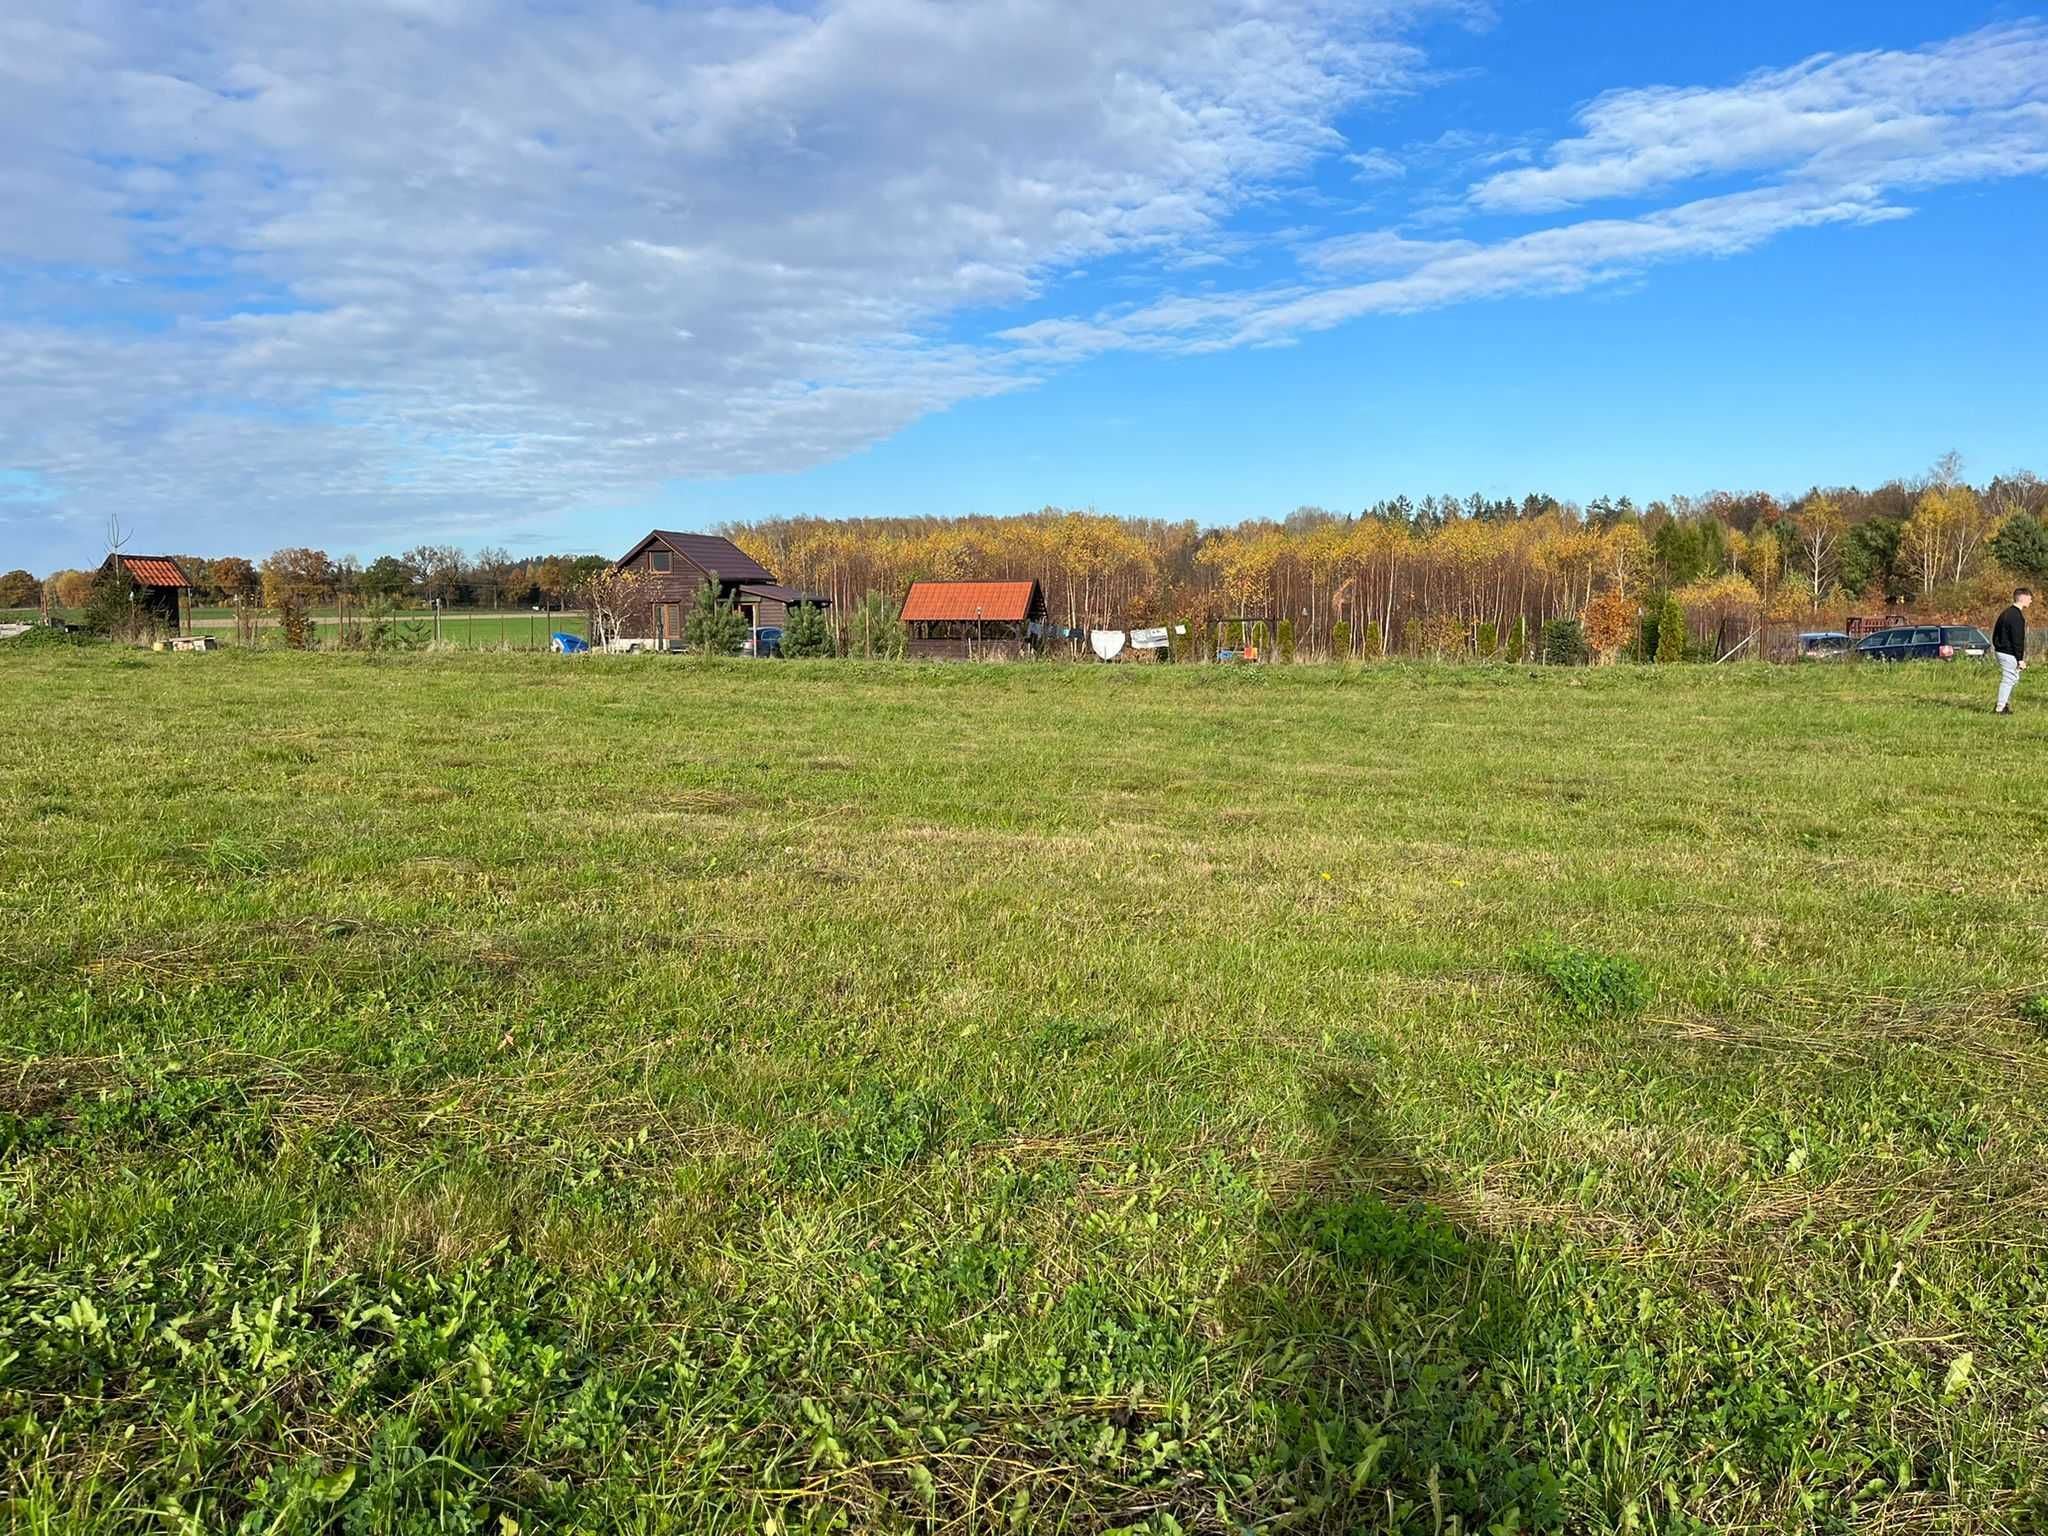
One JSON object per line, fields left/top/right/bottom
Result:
{"left": 96, "top": 555, "right": 193, "bottom": 634}
{"left": 900, "top": 580, "right": 1047, "bottom": 660}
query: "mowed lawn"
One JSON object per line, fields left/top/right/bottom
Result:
{"left": 2, "top": 649, "right": 2045, "bottom": 1534}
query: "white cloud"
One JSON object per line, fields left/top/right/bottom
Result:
{"left": 1300, "top": 229, "right": 1476, "bottom": 272}
{"left": 0, "top": 0, "right": 1460, "bottom": 556}
{"left": 1471, "top": 21, "right": 2048, "bottom": 212}
{"left": 1001, "top": 22, "right": 2048, "bottom": 361}
{"left": 2, "top": 9, "right": 2045, "bottom": 561}
{"left": 1344, "top": 148, "right": 1408, "bottom": 181}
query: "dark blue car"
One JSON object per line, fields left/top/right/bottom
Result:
{"left": 1853, "top": 625, "right": 1993, "bottom": 662}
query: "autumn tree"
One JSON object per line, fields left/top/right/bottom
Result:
{"left": 580, "top": 564, "right": 650, "bottom": 647}
{"left": 1582, "top": 590, "right": 1640, "bottom": 664}
{"left": 1421, "top": 613, "right": 1464, "bottom": 658}
{"left": 211, "top": 556, "right": 260, "bottom": 606}
{"left": 1744, "top": 525, "right": 1783, "bottom": 596}
{"left": 0, "top": 569, "right": 37, "bottom": 608}
{"left": 1796, "top": 494, "right": 1847, "bottom": 607}
{"left": 1600, "top": 522, "right": 1652, "bottom": 597}
{"left": 50, "top": 570, "right": 95, "bottom": 610}
{"left": 261, "top": 548, "right": 332, "bottom": 610}
{"left": 531, "top": 556, "right": 572, "bottom": 609}
{"left": 1901, "top": 486, "right": 1988, "bottom": 595}
{"left": 404, "top": 544, "right": 465, "bottom": 605}
{"left": 261, "top": 547, "right": 332, "bottom": 648}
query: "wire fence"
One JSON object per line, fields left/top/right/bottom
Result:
{"left": 3, "top": 607, "right": 590, "bottom": 650}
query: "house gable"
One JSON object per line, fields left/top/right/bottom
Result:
{"left": 614, "top": 531, "right": 774, "bottom": 589}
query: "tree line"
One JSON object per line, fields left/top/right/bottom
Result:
{"left": 726, "top": 457, "right": 2048, "bottom": 656}
{"left": 16, "top": 545, "right": 613, "bottom": 616}
{"left": 11, "top": 456, "right": 2047, "bottom": 655}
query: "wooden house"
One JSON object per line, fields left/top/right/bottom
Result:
{"left": 613, "top": 531, "right": 828, "bottom": 647}
{"left": 899, "top": 580, "right": 1047, "bottom": 660}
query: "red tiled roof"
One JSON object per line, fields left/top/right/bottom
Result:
{"left": 900, "top": 580, "right": 1041, "bottom": 623}
{"left": 119, "top": 556, "right": 190, "bottom": 588}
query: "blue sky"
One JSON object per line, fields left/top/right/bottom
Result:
{"left": 3, "top": 0, "right": 2045, "bottom": 569}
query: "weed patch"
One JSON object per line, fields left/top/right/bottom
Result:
{"left": 1517, "top": 937, "right": 1653, "bottom": 1024}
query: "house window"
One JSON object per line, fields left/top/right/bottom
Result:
{"left": 651, "top": 551, "right": 671, "bottom": 573}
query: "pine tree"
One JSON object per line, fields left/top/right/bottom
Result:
{"left": 1476, "top": 621, "right": 1498, "bottom": 658}
{"left": 1331, "top": 619, "right": 1352, "bottom": 659}
{"left": 1277, "top": 619, "right": 1295, "bottom": 662}
{"left": 781, "top": 602, "right": 835, "bottom": 658}
{"left": 1363, "top": 621, "right": 1384, "bottom": 659}
{"left": 683, "top": 576, "right": 747, "bottom": 655}
{"left": 1541, "top": 617, "right": 1588, "bottom": 665}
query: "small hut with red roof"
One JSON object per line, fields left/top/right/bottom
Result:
{"left": 95, "top": 554, "right": 193, "bottom": 635}
{"left": 899, "top": 580, "right": 1047, "bottom": 660}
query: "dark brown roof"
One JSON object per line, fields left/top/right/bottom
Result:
{"left": 617, "top": 530, "right": 775, "bottom": 585}
{"left": 110, "top": 555, "right": 191, "bottom": 588}
{"left": 737, "top": 583, "right": 830, "bottom": 606}
{"left": 900, "top": 580, "right": 1043, "bottom": 623}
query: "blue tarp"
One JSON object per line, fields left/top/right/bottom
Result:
{"left": 551, "top": 632, "right": 589, "bottom": 653}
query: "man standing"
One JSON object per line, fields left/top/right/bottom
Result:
{"left": 1993, "top": 588, "right": 2031, "bottom": 714}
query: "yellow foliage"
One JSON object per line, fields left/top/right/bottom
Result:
{"left": 1582, "top": 590, "right": 1640, "bottom": 660}
{"left": 1676, "top": 572, "right": 1762, "bottom": 614}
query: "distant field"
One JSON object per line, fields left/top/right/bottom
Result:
{"left": 2, "top": 651, "right": 2044, "bottom": 1533}
{"left": 0, "top": 608, "right": 588, "bottom": 647}
{"left": 191, "top": 610, "right": 589, "bottom": 648}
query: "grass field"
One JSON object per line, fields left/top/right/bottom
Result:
{"left": 2, "top": 648, "right": 2045, "bottom": 1534}
{"left": 0, "top": 611, "right": 588, "bottom": 649}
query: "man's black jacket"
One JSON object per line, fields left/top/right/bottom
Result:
{"left": 1994, "top": 604, "right": 2027, "bottom": 660}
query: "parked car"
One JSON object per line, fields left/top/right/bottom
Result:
{"left": 1797, "top": 631, "right": 1852, "bottom": 659}
{"left": 1852, "top": 625, "right": 1994, "bottom": 662}
{"left": 744, "top": 626, "right": 783, "bottom": 657}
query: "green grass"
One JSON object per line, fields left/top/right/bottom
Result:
{"left": 5, "top": 610, "right": 587, "bottom": 650}
{"left": 2, "top": 649, "right": 2045, "bottom": 1534}
{"left": 292, "top": 612, "right": 585, "bottom": 648}
{"left": 198, "top": 612, "right": 588, "bottom": 649}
